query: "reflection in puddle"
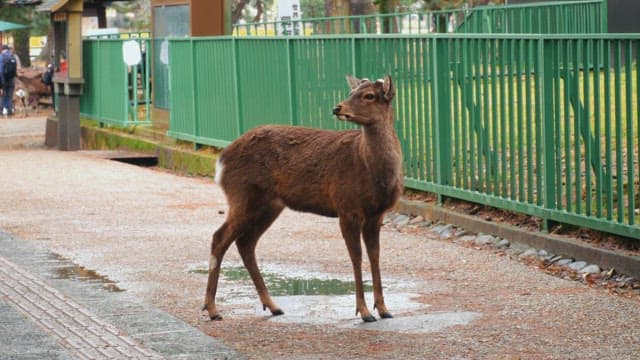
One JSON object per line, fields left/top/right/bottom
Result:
{"left": 189, "top": 266, "right": 372, "bottom": 296}
{"left": 49, "top": 254, "right": 124, "bottom": 292}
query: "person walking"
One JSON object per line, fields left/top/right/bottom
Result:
{"left": 0, "top": 44, "right": 18, "bottom": 116}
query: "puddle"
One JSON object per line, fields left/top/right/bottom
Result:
{"left": 49, "top": 254, "right": 124, "bottom": 292}
{"left": 190, "top": 266, "right": 372, "bottom": 296}
{"left": 190, "top": 263, "right": 479, "bottom": 334}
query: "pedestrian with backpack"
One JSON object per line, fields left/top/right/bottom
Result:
{"left": 0, "top": 44, "right": 18, "bottom": 116}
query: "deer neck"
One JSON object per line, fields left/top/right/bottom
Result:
{"left": 359, "top": 110, "right": 401, "bottom": 175}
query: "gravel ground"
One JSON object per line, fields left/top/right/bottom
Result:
{"left": 1, "top": 119, "right": 639, "bottom": 359}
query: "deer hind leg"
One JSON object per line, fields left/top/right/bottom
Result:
{"left": 235, "top": 201, "right": 285, "bottom": 317}
{"left": 363, "top": 215, "right": 393, "bottom": 319}
{"left": 339, "top": 216, "right": 376, "bottom": 322}
{"left": 203, "top": 218, "right": 244, "bottom": 320}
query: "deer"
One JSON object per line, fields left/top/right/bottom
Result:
{"left": 203, "top": 75, "right": 403, "bottom": 322}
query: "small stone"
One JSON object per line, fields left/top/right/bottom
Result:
{"left": 393, "top": 214, "right": 410, "bottom": 227}
{"left": 432, "top": 224, "right": 454, "bottom": 238}
{"left": 475, "top": 234, "right": 496, "bottom": 245}
{"left": 455, "top": 228, "right": 470, "bottom": 237}
{"left": 509, "top": 243, "right": 529, "bottom": 255}
{"left": 418, "top": 219, "right": 433, "bottom": 227}
{"left": 568, "top": 261, "right": 587, "bottom": 271}
{"left": 496, "top": 239, "right": 510, "bottom": 248}
{"left": 580, "top": 264, "right": 601, "bottom": 274}
{"left": 519, "top": 248, "right": 538, "bottom": 258}
{"left": 458, "top": 235, "right": 477, "bottom": 243}
{"left": 556, "top": 258, "right": 574, "bottom": 266}
{"left": 538, "top": 249, "right": 548, "bottom": 257}
{"left": 408, "top": 216, "right": 424, "bottom": 225}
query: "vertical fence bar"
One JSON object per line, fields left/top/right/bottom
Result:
{"left": 637, "top": 40, "right": 640, "bottom": 225}
{"left": 604, "top": 39, "right": 613, "bottom": 220}
{"left": 534, "top": 38, "right": 543, "bottom": 207}
{"left": 508, "top": 39, "right": 516, "bottom": 200}
{"left": 584, "top": 38, "right": 592, "bottom": 215}
{"left": 433, "top": 37, "right": 452, "bottom": 188}
{"left": 190, "top": 39, "right": 199, "bottom": 144}
{"left": 478, "top": 39, "right": 494, "bottom": 194}
{"left": 287, "top": 38, "right": 297, "bottom": 126}
{"left": 594, "top": 38, "right": 603, "bottom": 218}
{"left": 625, "top": 40, "right": 634, "bottom": 225}
{"left": 499, "top": 38, "right": 508, "bottom": 197}
{"left": 461, "top": 38, "right": 470, "bottom": 190}
{"left": 553, "top": 38, "right": 562, "bottom": 211}
{"left": 525, "top": 40, "right": 534, "bottom": 204}
{"left": 473, "top": 38, "right": 482, "bottom": 191}
{"left": 232, "top": 37, "right": 243, "bottom": 136}
{"left": 563, "top": 39, "right": 572, "bottom": 213}
{"left": 614, "top": 41, "right": 623, "bottom": 222}
{"left": 517, "top": 39, "right": 525, "bottom": 202}
{"left": 542, "top": 38, "right": 557, "bottom": 222}
{"left": 573, "top": 39, "right": 582, "bottom": 214}
{"left": 452, "top": 39, "right": 461, "bottom": 187}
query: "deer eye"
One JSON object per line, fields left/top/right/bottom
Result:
{"left": 364, "top": 93, "right": 375, "bottom": 100}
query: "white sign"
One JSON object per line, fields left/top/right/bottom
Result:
{"left": 277, "top": 0, "right": 302, "bottom": 35}
{"left": 122, "top": 40, "right": 142, "bottom": 66}
{"left": 160, "top": 39, "right": 169, "bottom": 65}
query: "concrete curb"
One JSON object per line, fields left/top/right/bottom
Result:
{"left": 395, "top": 199, "right": 640, "bottom": 278}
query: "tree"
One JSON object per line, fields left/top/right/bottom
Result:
{"left": 232, "top": 0, "right": 276, "bottom": 24}
{"left": 110, "top": 0, "right": 151, "bottom": 32}
{"left": 0, "top": 0, "right": 50, "bottom": 67}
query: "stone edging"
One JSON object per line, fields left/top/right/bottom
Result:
{"left": 395, "top": 198, "right": 640, "bottom": 279}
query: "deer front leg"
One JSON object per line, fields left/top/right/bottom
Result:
{"left": 363, "top": 216, "right": 393, "bottom": 319}
{"left": 340, "top": 217, "right": 376, "bottom": 322}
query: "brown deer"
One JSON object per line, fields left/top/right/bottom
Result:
{"left": 203, "top": 75, "right": 403, "bottom": 322}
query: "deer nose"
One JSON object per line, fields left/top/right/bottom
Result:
{"left": 332, "top": 105, "right": 342, "bottom": 115}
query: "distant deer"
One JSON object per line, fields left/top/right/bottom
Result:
{"left": 203, "top": 75, "right": 403, "bottom": 322}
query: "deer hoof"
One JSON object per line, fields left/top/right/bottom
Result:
{"left": 380, "top": 312, "right": 393, "bottom": 319}
{"left": 271, "top": 308, "right": 284, "bottom": 316}
{"left": 209, "top": 314, "right": 223, "bottom": 321}
{"left": 362, "top": 314, "right": 377, "bottom": 323}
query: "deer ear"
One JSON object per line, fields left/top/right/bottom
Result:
{"left": 383, "top": 75, "right": 395, "bottom": 101}
{"left": 346, "top": 75, "right": 361, "bottom": 90}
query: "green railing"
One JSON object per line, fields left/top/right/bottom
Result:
{"left": 167, "top": 34, "right": 640, "bottom": 240}
{"left": 80, "top": 38, "right": 152, "bottom": 126}
{"left": 232, "top": 0, "right": 606, "bottom": 36}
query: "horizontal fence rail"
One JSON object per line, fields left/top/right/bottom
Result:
{"left": 80, "top": 38, "right": 152, "bottom": 126}
{"left": 232, "top": 0, "right": 606, "bottom": 36}
{"left": 167, "top": 34, "right": 640, "bottom": 240}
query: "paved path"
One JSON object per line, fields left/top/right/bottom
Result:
{"left": 0, "top": 116, "right": 242, "bottom": 359}
{"left": 0, "top": 230, "right": 242, "bottom": 360}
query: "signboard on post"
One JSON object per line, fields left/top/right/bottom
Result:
{"left": 277, "top": 0, "right": 302, "bottom": 35}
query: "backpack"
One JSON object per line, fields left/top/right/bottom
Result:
{"left": 3, "top": 55, "right": 17, "bottom": 80}
{"left": 42, "top": 67, "right": 53, "bottom": 86}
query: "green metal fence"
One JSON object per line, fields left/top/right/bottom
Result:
{"left": 80, "top": 38, "right": 152, "bottom": 126}
{"left": 167, "top": 34, "right": 640, "bottom": 240}
{"left": 232, "top": 0, "right": 606, "bottom": 36}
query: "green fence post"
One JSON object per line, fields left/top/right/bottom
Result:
{"left": 191, "top": 39, "right": 200, "bottom": 150}
{"left": 432, "top": 37, "right": 453, "bottom": 197}
{"left": 287, "top": 38, "right": 297, "bottom": 126}
{"left": 232, "top": 37, "right": 243, "bottom": 137}
{"left": 541, "top": 38, "right": 557, "bottom": 232}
